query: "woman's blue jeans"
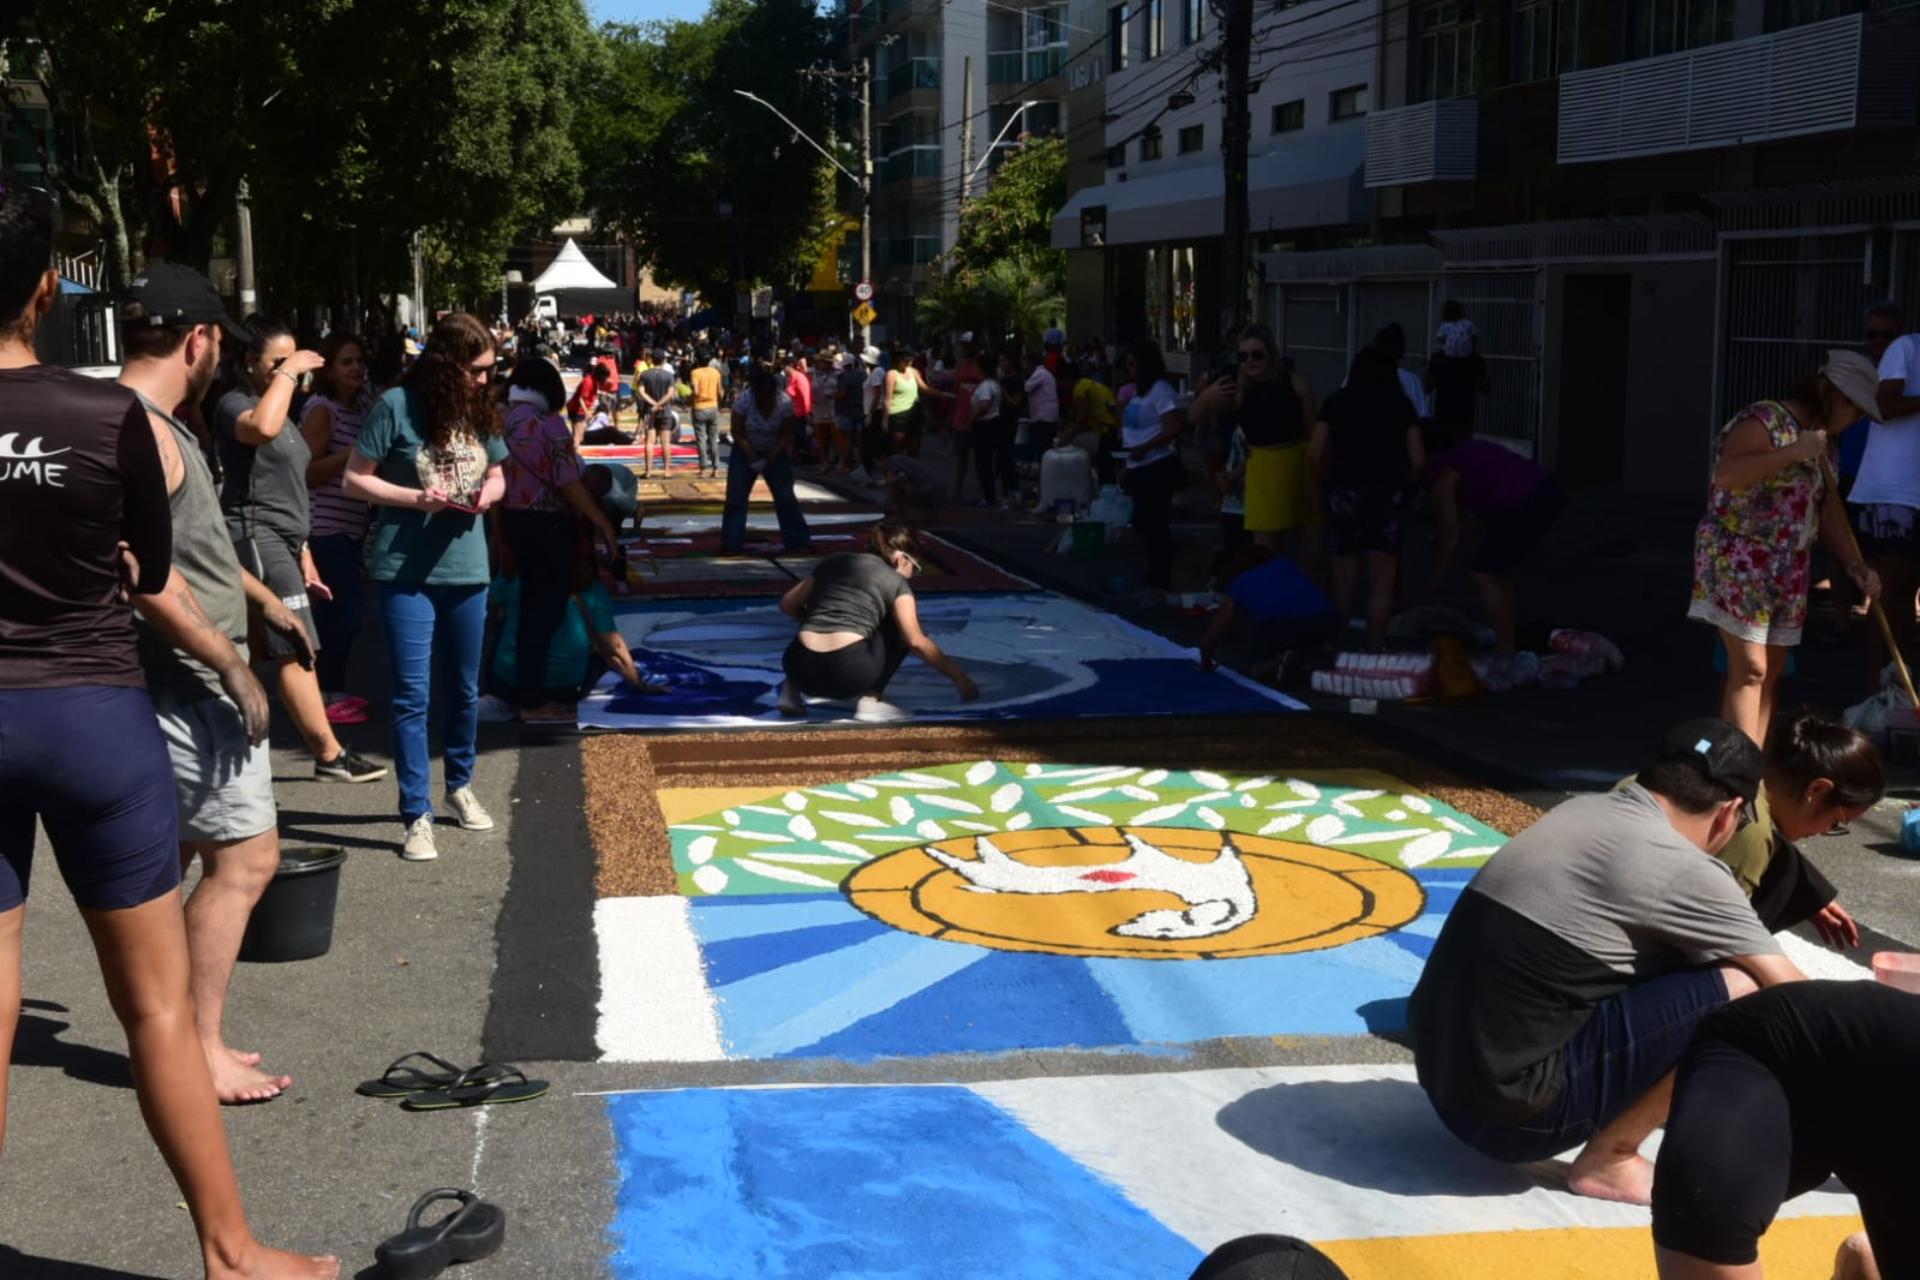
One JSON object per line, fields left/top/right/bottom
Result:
{"left": 377, "top": 581, "right": 487, "bottom": 823}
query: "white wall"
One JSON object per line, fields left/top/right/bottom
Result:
{"left": 1103, "top": 0, "right": 1373, "bottom": 182}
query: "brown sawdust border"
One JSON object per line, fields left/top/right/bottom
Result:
{"left": 582, "top": 715, "right": 1541, "bottom": 899}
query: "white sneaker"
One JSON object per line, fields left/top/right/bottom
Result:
{"left": 448, "top": 786, "right": 494, "bottom": 832}
{"left": 854, "top": 696, "right": 913, "bottom": 724}
{"left": 777, "top": 679, "right": 807, "bottom": 718}
{"left": 401, "top": 814, "right": 438, "bottom": 862}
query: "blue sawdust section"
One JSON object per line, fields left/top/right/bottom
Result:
{"left": 606, "top": 1085, "right": 1204, "bottom": 1280}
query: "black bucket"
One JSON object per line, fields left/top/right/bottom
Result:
{"left": 238, "top": 847, "right": 347, "bottom": 963}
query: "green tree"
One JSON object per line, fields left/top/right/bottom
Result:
{"left": 573, "top": 0, "right": 836, "bottom": 305}
{"left": 944, "top": 135, "right": 1067, "bottom": 294}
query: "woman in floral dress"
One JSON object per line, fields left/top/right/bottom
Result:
{"left": 1689, "top": 350, "right": 1885, "bottom": 745}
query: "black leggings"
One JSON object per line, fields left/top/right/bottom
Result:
{"left": 500, "top": 509, "right": 580, "bottom": 709}
{"left": 1126, "top": 453, "right": 1183, "bottom": 590}
{"left": 973, "top": 416, "right": 1013, "bottom": 503}
{"left": 782, "top": 624, "right": 909, "bottom": 700}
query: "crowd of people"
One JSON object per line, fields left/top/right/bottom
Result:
{"left": 10, "top": 166, "right": 1920, "bottom": 1280}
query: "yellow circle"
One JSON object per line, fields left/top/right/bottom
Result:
{"left": 843, "top": 825, "right": 1425, "bottom": 960}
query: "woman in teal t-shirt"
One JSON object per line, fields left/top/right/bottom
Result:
{"left": 343, "top": 312, "right": 509, "bottom": 861}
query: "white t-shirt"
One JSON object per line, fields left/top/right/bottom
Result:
{"left": 731, "top": 390, "right": 793, "bottom": 451}
{"left": 1121, "top": 379, "right": 1179, "bottom": 468}
{"left": 1851, "top": 335, "right": 1920, "bottom": 509}
{"left": 971, "top": 377, "right": 1003, "bottom": 422}
{"left": 1024, "top": 366, "right": 1060, "bottom": 423}
{"left": 863, "top": 367, "right": 887, "bottom": 418}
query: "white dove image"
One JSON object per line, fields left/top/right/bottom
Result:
{"left": 924, "top": 832, "right": 1258, "bottom": 941}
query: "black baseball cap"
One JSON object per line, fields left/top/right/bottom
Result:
{"left": 1657, "top": 718, "right": 1764, "bottom": 810}
{"left": 121, "top": 262, "right": 248, "bottom": 342}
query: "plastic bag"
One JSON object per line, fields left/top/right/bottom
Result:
{"left": 1088, "top": 484, "right": 1133, "bottom": 529}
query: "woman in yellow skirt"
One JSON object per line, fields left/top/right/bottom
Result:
{"left": 1193, "top": 324, "right": 1317, "bottom": 553}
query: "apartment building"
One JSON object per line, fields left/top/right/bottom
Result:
{"left": 1281, "top": 0, "right": 1920, "bottom": 495}
{"left": 845, "top": 0, "right": 1075, "bottom": 341}
{"left": 1052, "top": 0, "right": 1378, "bottom": 377}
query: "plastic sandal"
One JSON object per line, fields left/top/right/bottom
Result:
{"left": 374, "top": 1187, "right": 507, "bottom": 1280}
{"left": 399, "top": 1062, "right": 550, "bottom": 1112}
{"left": 355, "top": 1051, "right": 468, "bottom": 1099}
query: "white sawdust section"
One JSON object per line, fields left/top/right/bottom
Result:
{"left": 1775, "top": 930, "right": 1873, "bottom": 981}
{"left": 595, "top": 897, "right": 724, "bottom": 1062}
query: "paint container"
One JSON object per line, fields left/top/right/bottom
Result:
{"left": 238, "top": 847, "right": 347, "bottom": 963}
{"left": 1348, "top": 698, "right": 1378, "bottom": 715}
{"left": 1902, "top": 808, "right": 1920, "bottom": 857}
{"left": 1872, "top": 951, "right": 1920, "bottom": 995}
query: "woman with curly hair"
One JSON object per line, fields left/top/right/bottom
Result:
{"left": 344, "top": 313, "right": 509, "bottom": 860}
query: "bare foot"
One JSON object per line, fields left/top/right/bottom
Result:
{"left": 227, "top": 1047, "right": 263, "bottom": 1068}
{"left": 1833, "top": 1231, "right": 1882, "bottom": 1280}
{"left": 207, "top": 1048, "right": 291, "bottom": 1105}
{"left": 1565, "top": 1151, "right": 1655, "bottom": 1206}
{"left": 206, "top": 1241, "right": 340, "bottom": 1280}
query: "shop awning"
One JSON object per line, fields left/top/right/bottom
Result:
{"left": 1052, "top": 128, "right": 1368, "bottom": 251}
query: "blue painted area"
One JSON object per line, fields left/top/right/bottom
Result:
{"left": 1085, "top": 934, "right": 1429, "bottom": 1040}
{"left": 689, "top": 894, "right": 868, "bottom": 938}
{"left": 702, "top": 919, "right": 896, "bottom": 987}
{"left": 713, "top": 931, "right": 992, "bottom": 1058}
{"left": 605, "top": 1086, "right": 1204, "bottom": 1280}
{"left": 800, "top": 951, "right": 1135, "bottom": 1060}
{"left": 601, "top": 645, "right": 773, "bottom": 718}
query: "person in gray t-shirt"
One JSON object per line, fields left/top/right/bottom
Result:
{"left": 1410, "top": 718, "right": 1806, "bottom": 1206}
{"left": 774, "top": 523, "right": 978, "bottom": 723}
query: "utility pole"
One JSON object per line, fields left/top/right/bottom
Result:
{"left": 1218, "top": 0, "right": 1253, "bottom": 338}
{"left": 411, "top": 230, "right": 424, "bottom": 331}
{"left": 859, "top": 54, "right": 874, "bottom": 351}
{"left": 235, "top": 177, "right": 257, "bottom": 315}
{"left": 957, "top": 55, "right": 975, "bottom": 217}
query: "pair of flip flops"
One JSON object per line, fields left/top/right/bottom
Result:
{"left": 376, "top": 1187, "right": 506, "bottom": 1280}
{"left": 356, "top": 1052, "right": 549, "bottom": 1111}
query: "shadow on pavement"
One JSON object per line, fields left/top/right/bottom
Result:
{"left": 0, "top": 1246, "right": 168, "bottom": 1278}
{"left": 13, "top": 998, "right": 132, "bottom": 1089}
{"left": 1217, "top": 1077, "right": 1526, "bottom": 1198}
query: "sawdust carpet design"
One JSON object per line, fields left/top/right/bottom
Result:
{"left": 597, "top": 761, "right": 1499, "bottom": 1061}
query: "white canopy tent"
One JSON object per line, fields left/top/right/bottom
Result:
{"left": 528, "top": 239, "right": 633, "bottom": 314}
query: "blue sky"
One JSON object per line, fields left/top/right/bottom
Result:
{"left": 591, "top": 0, "right": 712, "bottom": 25}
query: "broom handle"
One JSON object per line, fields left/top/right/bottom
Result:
{"left": 1817, "top": 454, "right": 1920, "bottom": 711}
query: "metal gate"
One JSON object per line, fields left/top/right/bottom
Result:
{"left": 1437, "top": 270, "right": 1544, "bottom": 452}
{"left": 1274, "top": 284, "right": 1351, "bottom": 401}
{"left": 1720, "top": 229, "right": 1920, "bottom": 420}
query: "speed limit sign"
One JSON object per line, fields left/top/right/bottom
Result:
{"left": 854, "top": 281, "right": 874, "bottom": 302}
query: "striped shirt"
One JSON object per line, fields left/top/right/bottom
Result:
{"left": 306, "top": 393, "right": 372, "bottom": 538}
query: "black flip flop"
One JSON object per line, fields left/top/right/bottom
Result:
{"left": 399, "top": 1062, "right": 549, "bottom": 1112}
{"left": 356, "top": 1052, "right": 468, "bottom": 1100}
{"left": 375, "top": 1187, "right": 506, "bottom": 1280}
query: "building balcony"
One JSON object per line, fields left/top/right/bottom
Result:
{"left": 988, "top": 47, "right": 1066, "bottom": 84}
{"left": 856, "top": 0, "right": 923, "bottom": 38}
{"left": 1557, "top": 11, "right": 1920, "bottom": 165}
{"left": 1364, "top": 99, "right": 1479, "bottom": 188}
{"left": 876, "top": 56, "right": 941, "bottom": 105}
{"left": 880, "top": 144, "right": 943, "bottom": 185}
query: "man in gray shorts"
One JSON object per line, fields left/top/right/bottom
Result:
{"left": 120, "top": 264, "right": 311, "bottom": 1105}
{"left": 1409, "top": 718, "right": 1806, "bottom": 1206}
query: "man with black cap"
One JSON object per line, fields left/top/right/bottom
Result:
{"left": 118, "top": 262, "right": 319, "bottom": 1106}
{"left": 1409, "top": 717, "right": 1806, "bottom": 1207}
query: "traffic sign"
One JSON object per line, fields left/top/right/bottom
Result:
{"left": 854, "top": 282, "right": 874, "bottom": 302}
{"left": 852, "top": 302, "right": 877, "bottom": 326}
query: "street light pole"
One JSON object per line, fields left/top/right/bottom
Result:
{"left": 235, "top": 177, "right": 257, "bottom": 315}
{"left": 859, "top": 55, "right": 873, "bottom": 350}
{"left": 970, "top": 100, "right": 1042, "bottom": 182}
{"left": 732, "top": 86, "right": 874, "bottom": 350}
{"left": 1219, "top": 0, "right": 1253, "bottom": 337}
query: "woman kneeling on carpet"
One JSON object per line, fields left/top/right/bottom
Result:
{"left": 776, "top": 522, "right": 980, "bottom": 722}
